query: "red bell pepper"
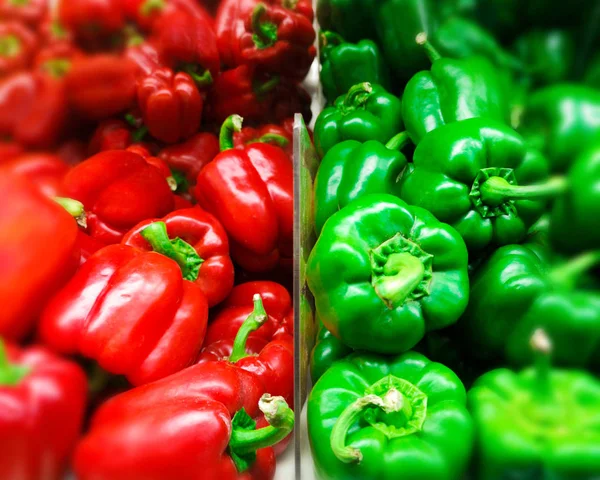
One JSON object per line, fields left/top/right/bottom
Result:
{"left": 205, "top": 281, "right": 293, "bottom": 345}
{"left": 195, "top": 116, "right": 293, "bottom": 272}
{"left": 123, "top": 0, "right": 214, "bottom": 32}
{"left": 88, "top": 119, "right": 133, "bottom": 155}
{"left": 77, "top": 230, "right": 106, "bottom": 266}
{"left": 153, "top": 9, "right": 219, "bottom": 85}
{"left": 124, "top": 40, "right": 164, "bottom": 77}
{"left": 234, "top": 117, "right": 294, "bottom": 159}
{"left": 57, "top": 0, "right": 124, "bottom": 42}
{"left": 0, "top": 0, "right": 47, "bottom": 27}
{"left": 74, "top": 361, "right": 293, "bottom": 480}
{"left": 0, "top": 21, "right": 37, "bottom": 76}
{"left": 158, "top": 131, "right": 219, "bottom": 186}
{"left": 0, "top": 152, "right": 69, "bottom": 197}
{"left": 122, "top": 207, "right": 234, "bottom": 307}
{"left": 33, "top": 40, "right": 81, "bottom": 78}
{"left": 39, "top": 230, "right": 210, "bottom": 386}
{"left": 239, "top": 2, "right": 316, "bottom": 80}
{"left": 0, "top": 341, "right": 87, "bottom": 480}
{"left": 0, "top": 141, "right": 23, "bottom": 161}
{"left": 0, "top": 174, "right": 79, "bottom": 340}
{"left": 137, "top": 67, "right": 203, "bottom": 144}
{"left": 66, "top": 54, "right": 137, "bottom": 120}
{"left": 56, "top": 139, "right": 87, "bottom": 165}
{"left": 215, "top": 0, "right": 258, "bottom": 67}
{"left": 61, "top": 150, "right": 175, "bottom": 243}
{"left": 198, "top": 294, "right": 294, "bottom": 408}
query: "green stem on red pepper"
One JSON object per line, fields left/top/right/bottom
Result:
{"left": 141, "top": 0, "right": 165, "bottom": 16}
{"left": 229, "top": 294, "right": 268, "bottom": 363}
{"left": 183, "top": 66, "right": 213, "bottom": 88}
{"left": 251, "top": 4, "right": 278, "bottom": 49}
{"left": 141, "top": 221, "right": 203, "bottom": 281}
{"left": 0, "top": 35, "right": 20, "bottom": 57}
{"left": 252, "top": 133, "right": 289, "bottom": 147}
{"left": 219, "top": 114, "right": 244, "bottom": 151}
{"left": 0, "top": 340, "right": 29, "bottom": 386}
{"left": 53, "top": 197, "right": 87, "bottom": 228}
{"left": 253, "top": 75, "right": 280, "bottom": 96}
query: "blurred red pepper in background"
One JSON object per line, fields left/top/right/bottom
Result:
{"left": 0, "top": 0, "right": 47, "bottom": 27}
{"left": 124, "top": 40, "right": 164, "bottom": 77}
{"left": 88, "top": 119, "right": 133, "bottom": 154}
{"left": 34, "top": 41, "right": 82, "bottom": 78}
{"left": 57, "top": 0, "right": 124, "bottom": 43}
{"left": 195, "top": 115, "right": 293, "bottom": 272}
{"left": 0, "top": 174, "right": 79, "bottom": 340}
{"left": 158, "top": 131, "right": 219, "bottom": 185}
{"left": 137, "top": 67, "right": 203, "bottom": 144}
{"left": 0, "top": 341, "right": 87, "bottom": 480}
{"left": 234, "top": 117, "right": 294, "bottom": 159}
{"left": 0, "top": 21, "right": 37, "bottom": 77}
{"left": 61, "top": 150, "right": 174, "bottom": 243}
{"left": 0, "top": 141, "right": 23, "bottom": 161}
{"left": 0, "top": 152, "right": 69, "bottom": 197}
{"left": 123, "top": 207, "right": 235, "bottom": 306}
{"left": 123, "top": 0, "right": 214, "bottom": 32}
{"left": 74, "top": 362, "right": 293, "bottom": 480}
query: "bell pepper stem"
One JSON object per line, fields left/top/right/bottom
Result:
{"left": 480, "top": 176, "right": 567, "bottom": 206}
{"left": 530, "top": 329, "right": 552, "bottom": 397}
{"left": 140, "top": 221, "right": 203, "bottom": 281}
{"left": 219, "top": 114, "right": 244, "bottom": 151}
{"left": 229, "top": 394, "right": 294, "bottom": 454}
{"left": 229, "top": 294, "right": 268, "bottom": 363}
{"left": 415, "top": 32, "right": 441, "bottom": 63}
{"left": 254, "top": 75, "right": 280, "bottom": 95}
{"left": 252, "top": 133, "right": 289, "bottom": 147}
{"left": 549, "top": 250, "right": 600, "bottom": 289}
{"left": 281, "top": 0, "right": 298, "bottom": 8}
{"left": 319, "top": 31, "right": 345, "bottom": 50}
{"left": 184, "top": 67, "right": 213, "bottom": 88}
{"left": 251, "top": 4, "right": 278, "bottom": 49}
{"left": 385, "top": 132, "right": 411, "bottom": 151}
{"left": 373, "top": 252, "right": 426, "bottom": 308}
{"left": 0, "top": 35, "right": 21, "bottom": 57}
{"left": 0, "top": 340, "right": 29, "bottom": 386}
{"left": 343, "top": 82, "right": 373, "bottom": 111}
{"left": 141, "top": 0, "right": 165, "bottom": 16}
{"left": 53, "top": 197, "right": 87, "bottom": 228}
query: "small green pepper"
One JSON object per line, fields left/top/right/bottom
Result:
{"left": 314, "top": 82, "right": 403, "bottom": 158}
{"left": 313, "top": 132, "right": 409, "bottom": 235}
{"left": 308, "top": 351, "right": 473, "bottom": 480}
{"left": 307, "top": 194, "right": 469, "bottom": 354}
{"left": 319, "top": 31, "right": 391, "bottom": 104}
{"left": 310, "top": 318, "right": 353, "bottom": 384}
{"left": 468, "top": 329, "right": 600, "bottom": 480}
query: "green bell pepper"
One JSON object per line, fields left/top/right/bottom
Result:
{"left": 399, "top": 118, "right": 559, "bottom": 252}
{"left": 313, "top": 132, "right": 409, "bottom": 235}
{"left": 584, "top": 53, "right": 600, "bottom": 89}
{"left": 316, "top": 0, "right": 376, "bottom": 43}
{"left": 306, "top": 194, "right": 469, "bottom": 354}
{"left": 462, "top": 243, "right": 600, "bottom": 369}
{"left": 319, "top": 31, "right": 391, "bottom": 104}
{"left": 549, "top": 145, "right": 600, "bottom": 255}
{"left": 468, "top": 329, "right": 600, "bottom": 480}
{"left": 518, "top": 83, "right": 600, "bottom": 173}
{"left": 314, "top": 82, "right": 403, "bottom": 159}
{"left": 310, "top": 318, "right": 353, "bottom": 384}
{"left": 308, "top": 351, "right": 473, "bottom": 480}
{"left": 402, "top": 34, "right": 507, "bottom": 145}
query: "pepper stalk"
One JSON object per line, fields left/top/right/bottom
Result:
{"left": 229, "top": 294, "right": 268, "bottom": 363}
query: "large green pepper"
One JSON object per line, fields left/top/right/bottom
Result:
{"left": 313, "top": 133, "right": 409, "bottom": 235}
{"left": 550, "top": 144, "right": 600, "bottom": 254}
{"left": 314, "top": 82, "right": 403, "bottom": 159}
{"left": 373, "top": 0, "right": 438, "bottom": 81}
{"left": 310, "top": 318, "right": 353, "bottom": 384}
{"left": 308, "top": 351, "right": 473, "bottom": 480}
{"left": 399, "top": 118, "right": 557, "bottom": 252}
{"left": 468, "top": 329, "right": 600, "bottom": 480}
{"left": 316, "top": 0, "right": 376, "bottom": 43}
{"left": 518, "top": 83, "right": 600, "bottom": 173}
{"left": 306, "top": 194, "right": 469, "bottom": 354}
{"left": 461, "top": 243, "right": 600, "bottom": 369}
{"left": 402, "top": 34, "right": 507, "bottom": 145}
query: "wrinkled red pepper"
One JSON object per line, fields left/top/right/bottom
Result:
{"left": 61, "top": 150, "right": 174, "bottom": 243}
{"left": 153, "top": 9, "right": 219, "bottom": 85}
{"left": 137, "top": 67, "right": 203, "bottom": 144}
{"left": 66, "top": 55, "right": 137, "bottom": 120}
{"left": 0, "top": 341, "right": 87, "bottom": 480}
{"left": 195, "top": 116, "right": 293, "bottom": 272}
{"left": 0, "top": 152, "right": 69, "bottom": 197}
{"left": 158, "top": 131, "right": 219, "bottom": 185}
{"left": 0, "top": 174, "right": 79, "bottom": 340}
{"left": 122, "top": 207, "right": 235, "bottom": 307}
{"left": 0, "top": 0, "right": 47, "bottom": 26}
{"left": 39, "top": 231, "right": 210, "bottom": 386}
{"left": 234, "top": 117, "right": 294, "bottom": 159}
{"left": 0, "top": 21, "right": 37, "bottom": 76}
{"left": 74, "top": 361, "right": 293, "bottom": 480}
{"left": 57, "top": 0, "right": 124, "bottom": 42}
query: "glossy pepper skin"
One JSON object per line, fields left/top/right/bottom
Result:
{"left": 39, "top": 238, "right": 210, "bottom": 386}
{"left": 159, "top": 132, "right": 219, "bottom": 186}
{"left": 518, "top": 84, "right": 600, "bottom": 173}
{"left": 0, "top": 152, "right": 69, "bottom": 198}
{"left": 316, "top": 0, "right": 376, "bottom": 43}
{"left": 0, "top": 0, "right": 47, "bottom": 26}
{"left": 403, "top": 35, "right": 507, "bottom": 145}
{"left": 314, "top": 82, "right": 403, "bottom": 159}
{"left": 61, "top": 150, "right": 174, "bottom": 243}
{"left": 66, "top": 55, "right": 137, "bottom": 120}
{"left": 195, "top": 116, "right": 293, "bottom": 272}
{"left": 462, "top": 244, "right": 600, "bottom": 369}
{"left": 122, "top": 207, "right": 235, "bottom": 307}
{"left": 137, "top": 67, "right": 203, "bottom": 144}
{"left": 400, "top": 118, "right": 551, "bottom": 252}
{"left": 307, "top": 194, "right": 469, "bottom": 354}
{"left": 550, "top": 145, "right": 600, "bottom": 254}
{"left": 0, "top": 21, "right": 37, "bottom": 76}
{"left": 468, "top": 333, "right": 600, "bottom": 480}
{"left": 310, "top": 318, "right": 352, "bottom": 383}
{"left": 0, "top": 342, "right": 87, "bottom": 480}
{"left": 74, "top": 361, "right": 294, "bottom": 480}
{"left": 319, "top": 31, "right": 391, "bottom": 104}
{"left": 313, "top": 133, "right": 409, "bottom": 235}
{"left": 198, "top": 295, "right": 294, "bottom": 409}
{"left": 308, "top": 352, "right": 473, "bottom": 480}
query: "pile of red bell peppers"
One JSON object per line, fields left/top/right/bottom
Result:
{"left": 0, "top": 0, "right": 312, "bottom": 478}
